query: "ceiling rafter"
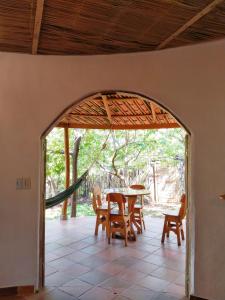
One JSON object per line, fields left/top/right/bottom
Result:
{"left": 156, "top": 0, "right": 224, "bottom": 50}
{"left": 102, "top": 95, "right": 112, "bottom": 124}
{"left": 67, "top": 113, "right": 171, "bottom": 118}
{"left": 57, "top": 122, "right": 180, "bottom": 130}
{"left": 32, "top": 0, "right": 45, "bottom": 54}
{"left": 150, "top": 102, "right": 157, "bottom": 123}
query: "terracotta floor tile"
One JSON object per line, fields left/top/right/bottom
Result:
{"left": 45, "top": 253, "right": 59, "bottom": 263}
{"left": 79, "top": 270, "right": 111, "bottom": 285}
{"left": 44, "top": 289, "right": 78, "bottom": 299}
{"left": 81, "top": 245, "right": 105, "bottom": 255}
{"left": 122, "top": 284, "right": 158, "bottom": 300}
{"left": 155, "top": 293, "right": 180, "bottom": 300}
{"left": 48, "top": 257, "right": 76, "bottom": 271}
{"left": 116, "top": 269, "right": 146, "bottom": 283}
{"left": 45, "top": 265, "right": 57, "bottom": 276}
{"left": 143, "top": 254, "right": 166, "bottom": 266}
{"left": 44, "top": 217, "right": 185, "bottom": 298}
{"left": 113, "top": 296, "right": 130, "bottom": 300}
{"left": 65, "top": 251, "right": 91, "bottom": 263}
{"left": 137, "top": 275, "right": 170, "bottom": 292}
{"left": 69, "top": 241, "right": 92, "bottom": 251}
{"left": 174, "top": 274, "right": 185, "bottom": 287}
{"left": 79, "top": 286, "right": 116, "bottom": 300}
{"left": 59, "top": 279, "right": 93, "bottom": 297}
{"left": 45, "top": 271, "right": 75, "bottom": 287}
{"left": 165, "top": 284, "right": 185, "bottom": 298}
{"left": 45, "top": 242, "right": 62, "bottom": 252}
{"left": 136, "top": 244, "right": 160, "bottom": 254}
{"left": 113, "top": 255, "right": 141, "bottom": 267}
{"left": 100, "top": 277, "right": 132, "bottom": 293}
{"left": 95, "top": 248, "right": 124, "bottom": 261}
{"left": 124, "top": 248, "right": 149, "bottom": 259}
{"left": 59, "top": 263, "right": 91, "bottom": 277}
{"left": 51, "top": 246, "right": 74, "bottom": 257}
{"left": 129, "top": 261, "right": 159, "bottom": 274}
{"left": 79, "top": 255, "right": 109, "bottom": 268}
{"left": 150, "top": 267, "right": 181, "bottom": 282}
{"left": 97, "top": 262, "right": 126, "bottom": 275}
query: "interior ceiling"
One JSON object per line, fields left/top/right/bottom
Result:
{"left": 0, "top": 0, "right": 225, "bottom": 55}
{"left": 57, "top": 92, "right": 180, "bottom": 130}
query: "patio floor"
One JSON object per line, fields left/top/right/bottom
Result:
{"left": 22, "top": 216, "right": 186, "bottom": 300}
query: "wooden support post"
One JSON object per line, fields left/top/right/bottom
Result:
{"left": 152, "top": 163, "right": 157, "bottom": 203}
{"left": 62, "top": 127, "right": 70, "bottom": 220}
{"left": 71, "top": 136, "right": 81, "bottom": 218}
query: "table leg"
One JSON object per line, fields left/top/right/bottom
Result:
{"left": 128, "top": 196, "right": 141, "bottom": 235}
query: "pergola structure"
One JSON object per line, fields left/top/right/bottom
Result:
{"left": 55, "top": 91, "right": 180, "bottom": 219}
{"left": 57, "top": 91, "right": 179, "bottom": 130}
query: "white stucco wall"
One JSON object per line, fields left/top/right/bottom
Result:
{"left": 0, "top": 40, "right": 225, "bottom": 300}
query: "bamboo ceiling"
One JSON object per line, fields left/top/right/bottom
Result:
{"left": 0, "top": 0, "right": 225, "bottom": 55}
{"left": 57, "top": 92, "right": 180, "bottom": 130}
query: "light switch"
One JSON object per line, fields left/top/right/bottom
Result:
{"left": 16, "top": 178, "right": 31, "bottom": 190}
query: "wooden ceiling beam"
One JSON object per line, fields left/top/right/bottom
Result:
{"left": 94, "top": 97, "right": 140, "bottom": 102}
{"left": 102, "top": 95, "right": 112, "bottom": 124}
{"left": 67, "top": 113, "right": 170, "bottom": 118}
{"left": 32, "top": 0, "right": 45, "bottom": 54}
{"left": 150, "top": 103, "right": 157, "bottom": 123}
{"left": 156, "top": 0, "right": 224, "bottom": 50}
{"left": 57, "top": 122, "right": 180, "bottom": 130}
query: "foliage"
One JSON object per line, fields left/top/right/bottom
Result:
{"left": 46, "top": 128, "right": 185, "bottom": 198}
{"left": 45, "top": 203, "right": 95, "bottom": 220}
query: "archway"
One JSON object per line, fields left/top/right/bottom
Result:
{"left": 39, "top": 90, "right": 192, "bottom": 298}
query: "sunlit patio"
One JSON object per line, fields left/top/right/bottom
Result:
{"left": 38, "top": 216, "right": 187, "bottom": 300}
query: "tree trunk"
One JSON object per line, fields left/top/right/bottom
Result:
{"left": 71, "top": 136, "right": 81, "bottom": 217}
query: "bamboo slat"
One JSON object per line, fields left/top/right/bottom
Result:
{"left": 0, "top": 0, "right": 224, "bottom": 54}
{"left": 57, "top": 92, "right": 179, "bottom": 130}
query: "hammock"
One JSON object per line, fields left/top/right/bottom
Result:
{"left": 45, "top": 171, "right": 88, "bottom": 209}
{"left": 45, "top": 130, "right": 111, "bottom": 209}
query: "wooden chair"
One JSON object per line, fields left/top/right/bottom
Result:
{"left": 92, "top": 186, "right": 108, "bottom": 236}
{"left": 161, "top": 194, "right": 187, "bottom": 246}
{"left": 130, "top": 184, "right": 146, "bottom": 233}
{"left": 107, "top": 193, "right": 134, "bottom": 247}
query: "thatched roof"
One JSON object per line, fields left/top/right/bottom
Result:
{"left": 57, "top": 92, "right": 179, "bottom": 130}
{"left": 0, "top": 0, "right": 225, "bottom": 55}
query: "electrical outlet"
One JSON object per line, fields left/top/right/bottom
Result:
{"left": 16, "top": 178, "right": 31, "bottom": 190}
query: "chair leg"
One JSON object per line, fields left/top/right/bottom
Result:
{"left": 166, "top": 221, "right": 170, "bottom": 237}
{"left": 139, "top": 211, "right": 143, "bottom": 234}
{"left": 124, "top": 227, "right": 128, "bottom": 247}
{"left": 95, "top": 215, "right": 99, "bottom": 236}
{"left": 141, "top": 212, "right": 146, "bottom": 230}
{"left": 176, "top": 222, "right": 181, "bottom": 246}
{"left": 105, "top": 216, "right": 109, "bottom": 239}
{"left": 161, "top": 218, "right": 167, "bottom": 243}
{"left": 102, "top": 222, "right": 106, "bottom": 231}
{"left": 180, "top": 223, "right": 185, "bottom": 240}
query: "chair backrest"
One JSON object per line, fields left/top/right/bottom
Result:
{"left": 106, "top": 193, "right": 126, "bottom": 215}
{"left": 130, "top": 184, "right": 145, "bottom": 190}
{"left": 92, "top": 185, "right": 102, "bottom": 213}
{"left": 130, "top": 184, "right": 145, "bottom": 207}
{"left": 178, "top": 194, "right": 187, "bottom": 220}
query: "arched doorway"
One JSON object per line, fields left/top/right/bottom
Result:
{"left": 39, "top": 90, "right": 192, "bottom": 298}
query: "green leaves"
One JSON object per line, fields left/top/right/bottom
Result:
{"left": 46, "top": 127, "right": 185, "bottom": 196}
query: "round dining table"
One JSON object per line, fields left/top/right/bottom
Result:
{"left": 104, "top": 187, "right": 150, "bottom": 235}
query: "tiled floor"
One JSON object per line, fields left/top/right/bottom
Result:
{"left": 2, "top": 216, "right": 187, "bottom": 300}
